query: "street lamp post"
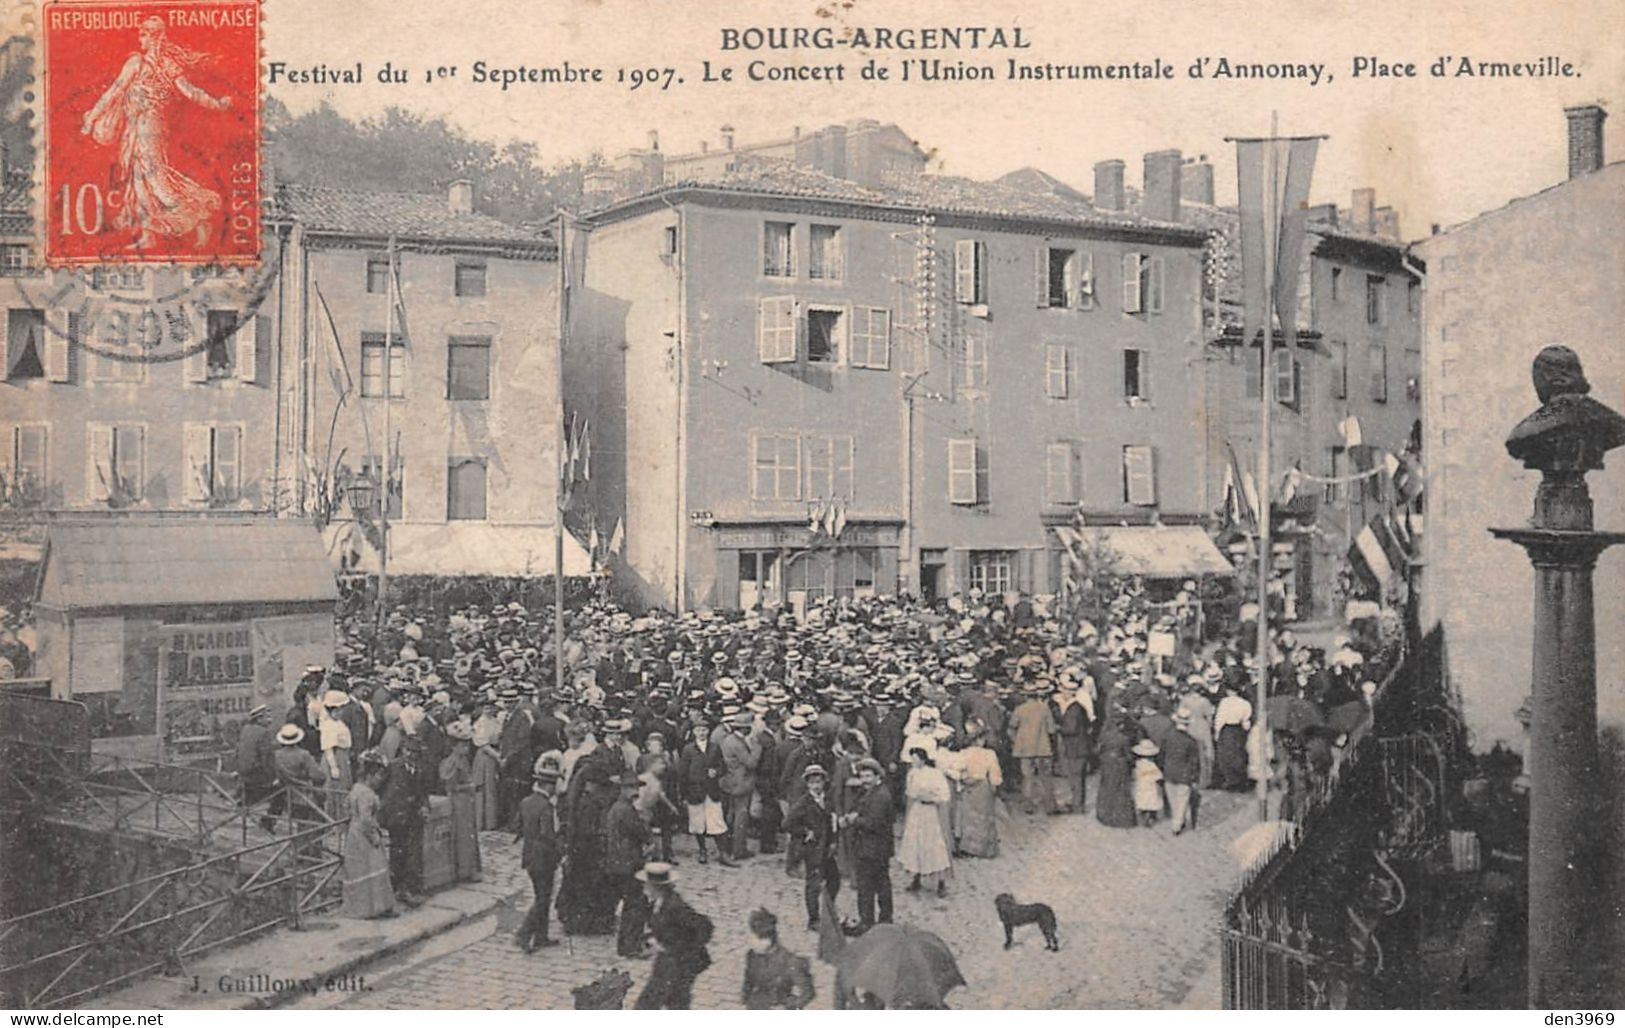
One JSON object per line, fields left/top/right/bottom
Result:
{"left": 1489, "top": 345, "right": 1625, "bottom": 1008}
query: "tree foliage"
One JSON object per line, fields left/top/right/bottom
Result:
{"left": 263, "top": 97, "right": 606, "bottom": 224}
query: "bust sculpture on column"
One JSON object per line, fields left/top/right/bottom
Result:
{"left": 1491, "top": 345, "right": 1624, "bottom": 1007}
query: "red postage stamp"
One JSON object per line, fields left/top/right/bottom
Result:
{"left": 41, "top": 0, "right": 261, "bottom": 265}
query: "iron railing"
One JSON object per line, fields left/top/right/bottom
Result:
{"left": 1220, "top": 629, "right": 1464, "bottom": 1009}
{"left": 0, "top": 817, "right": 345, "bottom": 1008}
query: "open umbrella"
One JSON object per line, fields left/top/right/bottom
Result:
{"left": 834, "top": 923, "right": 966, "bottom": 1009}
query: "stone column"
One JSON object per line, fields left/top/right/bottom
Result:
{"left": 1489, "top": 346, "right": 1625, "bottom": 1008}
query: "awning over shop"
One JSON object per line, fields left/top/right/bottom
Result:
{"left": 1054, "top": 525, "right": 1236, "bottom": 579}
{"left": 325, "top": 521, "right": 593, "bottom": 578}
{"left": 36, "top": 519, "right": 338, "bottom": 610}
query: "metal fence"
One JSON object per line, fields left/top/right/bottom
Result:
{"left": 0, "top": 819, "right": 344, "bottom": 1008}
{"left": 1220, "top": 628, "right": 1464, "bottom": 1009}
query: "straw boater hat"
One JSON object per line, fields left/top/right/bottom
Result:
{"left": 802, "top": 763, "right": 828, "bottom": 781}
{"left": 276, "top": 724, "right": 305, "bottom": 746}
{"left": 635, "top": 861, "right": 678, "bottom": 886}
{"left": 247, "top": 704, "right": 269, "bottom": 720}
{"left": 1132, "top": 739, "right": 1160, "bottom": 757}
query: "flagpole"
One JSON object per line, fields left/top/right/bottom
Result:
{"left": 554, "top": 211, "right": 568, "bottom": 703}
{"left": 1255, "top": 112, "right": 1277, "bottom": 823}
{"left": 377, "top": 234, "right": 396, "bottom": 662}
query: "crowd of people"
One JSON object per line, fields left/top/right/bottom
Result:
{"left": 236, "top": 581, "right": 1388, "bottom": 1006}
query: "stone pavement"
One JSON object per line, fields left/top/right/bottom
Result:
{"left": 96, "top": 827, "right": 530, "bottom": 1010}
{"left": 289, "top": 785, "right": 1257, "bottom": 1010}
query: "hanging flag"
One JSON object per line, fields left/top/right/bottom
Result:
{"left": 823, "top": 498, "right": 839, "bottom": 537}
{"left": 1278, "top": 465, "right": 1301, "bottom": 506}
{"left": 1350, "top": 522, "right": 1395, "bottom": 593}
{"left": 389, "top": 248, "right": 413, "bottom": 349}
{"left": 832, "top": 501, "right": 848, "bottom": 539}
{"left": 589, "top": 525, "right": 600, "bottom": 559}
{"left": 1272, "top": 138, "right": 1320, "bottom": 350}
{"left": 580, "top": 419, "right": 591, "bottom": 482}
{"left": 1224, "top": 441, "right": 1258, "bottom": 533}
{"left": 1235, "top": 135, "right": 1320, "bottom": 350}
{"left": 608, "top": 517, "right": 624, "bottom": 556}
{"left": 1394, "top": 453, "right": 1425, "bottom": 503}
{"left": 1339, "top": 415, "right": 1364, "bottom": 448}
{"left": 1381, "top": 450, "right": 1401, "bottom": 480}
{"left": 808, "top": 497, "right": 826, "bottom": 535}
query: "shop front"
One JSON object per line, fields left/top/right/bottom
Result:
{"left": 707, "top": 520, "right": 902, "bottom": 611}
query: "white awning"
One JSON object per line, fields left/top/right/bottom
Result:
{"left": 324, "top": 521, "right": 593, "bottom": 578}
{"left": 1064, "top": 525, "right": 1236, "bottom": 579}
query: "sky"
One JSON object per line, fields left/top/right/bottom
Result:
{"left": 263, "top": 0, "right": 1625, "bottom": 237}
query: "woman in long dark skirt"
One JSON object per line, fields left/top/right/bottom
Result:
{"left": 1094, "top": 719, "right": 1137, "bottom": 828}
{"left": 1214, "top": 686, "right": 1254, "bottom": 792}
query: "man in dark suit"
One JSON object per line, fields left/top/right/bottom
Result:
{"left": 783, "top": 764, "right": 839, "bottom": 930}
{"left": 497, "top": 689, "right": 536, "bottom": 825}
{"left": 1163, "top": 709, "right": 1202, "bottom": 834}
{"left": 605, "top": 773, "right": 653, "bottom": 958}
{"left": 633, "top": 863, "right": 713, "bottom": 1009}
{"left": 418, "top": 698, "right": 452, "bottom": 795}
{"left": 514, "top": 755, "right": 563, "bottom": 952}
{"left": 840, "top": 757, "right": 894, "bottom": 930}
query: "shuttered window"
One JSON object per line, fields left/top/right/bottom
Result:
{"left": 1044, "top": 344, "right": 1069, "bottom": 399}
{"left": 751, "top": 433, "right": 801, "bottom": 501}
{"left": 1370, "top": 344, "right": 1389, "bottom": 402}
{"left": 948, "top": 438, "right": 980, "bottom": 505}
{"left": 809, "top": 224, "right": 842, "bottom": 280}
{"left": 849, "top": 307, "right": 891, "bottom": 369}
{"left": 1077, "top": 252, "right": 1096, "bottom": 310}
{"left": 87, "top": 423, "right": 144, "bottom": 503}
{"left": 1123, "top": 349, "right": 1149, "bottom": 401}
{"left": 447, "top": 335, "right": 492, "bottom": 400}
{"left": 960, "top": 330, "right": 988, "bottom": 390}
{"left": 1122, "top": 252, "right": 1144, "bottom": 313}
{"left": 1037, "top": 247, "right": 1075, "bottom": 308}
{"left": 1122, "top": 445, "right": 1156, "bottom": 506}
{"left": 4, "top": 309, "right": 45, "bottom": 380}
{"left": 763, "top": 222, "right": 794, "bottom": 278}
{"left": 183, "top": 424, "right": 242, "bottom": 504}
{"left": 757, "top": 297, "right": 797, "bottom": 363}
{"left": 805, "top": 435, "right": 855, "bottom": 500}
{"left": 1144, "top": 256, "right": 1165, "bottom": 313}
{"left": 1274, "top": 348, "right": 1298, "bottom": 407}
{"left": 954, "top": 239, "right": 987, "bottom": 304}
{"left": 447, "top": 458, "right": 488, "bottom": 520}
{"left": 4, "top": 424, "right": 47, "bottom": 503}
{"left": 1045, "top": 441, "right": 1078, "bottom": 505}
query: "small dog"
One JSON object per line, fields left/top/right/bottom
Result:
{"left": 994, "top": 892, "right": 1060, "bottom": 951}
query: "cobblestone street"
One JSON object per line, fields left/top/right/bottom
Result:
{"left": 293, "top": 785, "right": 1255, "bottom": 1010}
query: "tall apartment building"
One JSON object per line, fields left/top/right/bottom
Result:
{"left": 2, "top": 176, "right": 577, "bottom": 578}
{"left": 268, "top": 182, "right": 579, "bottom": 577}
{"left": 1415, "top": 104, "right": 1623, "bottom": 748}
{"left": 567, "top": 152, "right": 1225, "bottom": 612}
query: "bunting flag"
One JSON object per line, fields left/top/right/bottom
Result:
{"left": 608, "top": 517, "right": 624, "bottom": 556}
{"left": 1223, "top": 441, "right": 1259, "bottom": 533}
{"left": 389, "top": 250, "right": 413, "bottom": 350}
{"left": 1393, "top": 452, "right": 1425, "bottom": 503}
{"left": 1338, "top": 415, "right": 1364, "bottom": 448}
{"left": 558, "top": 413, "right": 593, "bottom": 511}
{"left": 1349, "top": 520, "right": 1395, "bottom": 593}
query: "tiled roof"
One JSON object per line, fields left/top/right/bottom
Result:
{"left": 37, "top": 518, "right": 338, "bottom": 610}
{"left": 269, "top": 184, "right": 553, "bottom": 251}
{"left": 593, "top": 159, "right": 1204, "bottom": 239}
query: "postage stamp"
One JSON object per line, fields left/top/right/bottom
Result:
{"left": 40, "top": 0, "right": 261, "bottom": 265}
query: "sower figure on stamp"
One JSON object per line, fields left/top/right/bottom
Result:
{"left": 80, "top": 16, "right": 231, "bottom": 250}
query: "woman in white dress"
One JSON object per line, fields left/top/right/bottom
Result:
{"left": 319, "top": 691, "right": 354, "bottom": 819}
{"left": 897, "top": 744, "right": 954, "bottom": 897}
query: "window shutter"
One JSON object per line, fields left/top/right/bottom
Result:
{"left": 239, "top": 316, "right": 266, "bottom": 383}
{"left": 184, "top": 341, "right": 208, "bottom": 382}
{"left": 1122, "top": 252, "right": 1143, "bottom": 313}
{"left": 1146, "top": 257, "right": 1165, "bottom": 313}
{"left": 1045, "top": 345, "right": 1068, "bottom": 399}
{"left": 1045, "top": 442, "right": 1076, "bottom": 504}
{"left": 1035, "top": 246, "right": 1050, "bottom": 308}
{"left": 1139, "top": 351, "right": 1150, "bottom": 400}
{"left": 1124, "top": 445, "right": 1156, "bottom": 506}
{"left": 1244, "top": 342, "right": 1262, "bottom": 399}
{"left": 44, "top": 314, "right": 71, "bottom": 382}
{"left": 948, "top": 438, "right": 978, "bottom": 504}
{"left": 1076, "top": 252, "right": 1095, "bottom": 310}
{"left": 182, "top": 424, "right": 212, "bottom": 503}
{"left": 87, "top": 424, "right": 113, "bottom": 501}
{"left": 954, "top": 239, "right": 978, "bottom": 303}
{"left": 1333, "top": 341, "right": 1348, "bottom": 399}
{"left": 758, "top": 297, "right": 796, "bottom": 363}
{"left": 872, "top": 309, "right": 890, "bottom": 369}
{"left": 217, "top": 426, "right": 241, "bottom": 499}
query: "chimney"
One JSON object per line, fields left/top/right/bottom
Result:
{"left": 1373, "top": 205, "right": 1401, "bottom": 241}
{"left": 721, "top": 125, "right": 735, "bottom": 151}
{"left": 1564, "top": 103, "right": 1606, "bottom": 178}
{"left": 1093, "top": 159, "right": 1125, "bottom": 212}
{"left": 1351, "top": 188, "right": 1376, "bottom": 233}
{"left": 792, "top": 125, "right": 802, "bottom": 139}
{"left": 1306, "top": 202, "right": 1338, "bottom": 226}
{"left": 647, "top": 130, "right": 660, "bottom": 152}
{"left": 448, "top": 179, "right": 474, "bottom": 215}
{"left": 700, "top": 140, "right": 709, "bottom": 153}
{"left": 1142, "top": 149, "right": 1183, "bottom": 222}
{"left": 1181, "top": 154, "right": 1215, "bottom": 206}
